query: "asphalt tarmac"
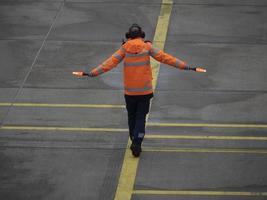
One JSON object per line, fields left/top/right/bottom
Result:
{"left": 1, "top": 0, "right": 267, "bottom": 200}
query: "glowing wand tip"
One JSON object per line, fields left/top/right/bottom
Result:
{"left": 196, "top": 67, "right": 207, "bottom": 73}
{"left": 72, "top": 71, "right": 84, "bottom": 76}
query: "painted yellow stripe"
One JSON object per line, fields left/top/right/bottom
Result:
{"left": 143, "top": 147, "right": 267, "bottom": 154}
{"left": 147, "top": 122, "right": 267, "bottom": 128}
{"left": 133, "top": 190, "right": 267, "bottom": 196}
{"left": 151, "top": 0, "right": 173, "bottom": 89}
{"left": 146, "top": 134, "right": 267, "bottom": 141}
{"left": 3, "top": 126, "right": 266, "bottom": 141}
{"left": 0, "top": 103, "right": 125, "bottom": 108}
{"left": 114, "top": 1, "right": 173, "bottom": 200}
{"left": 2, "top": 126, "right": 266, "bottom": 141}
{"left": 0, "top": 126, "right": 127, "bottom": 132}
{"left": 113, "top": 138, "right": 140, "bottom": 199}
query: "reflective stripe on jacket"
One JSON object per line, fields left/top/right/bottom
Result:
{"left": 90, "top": 38, "right": 188, "bottom": 95}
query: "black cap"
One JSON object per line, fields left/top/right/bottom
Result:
{"left": 126, "top": 24, "right": 145, "bottom": 39}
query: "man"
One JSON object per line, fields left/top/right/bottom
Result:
{"left": 75, "top": 24, "right": 204, "bottom": 157}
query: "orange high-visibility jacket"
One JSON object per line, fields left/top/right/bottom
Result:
{"left": 90, "top": 38, "right": 188, "bottom": 95}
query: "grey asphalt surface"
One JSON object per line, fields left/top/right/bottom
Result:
{"left": 1, "top": 0, "right": 267, "bottom": 200}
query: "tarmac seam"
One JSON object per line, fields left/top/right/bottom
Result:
{"left": 1, "top": 145, "right": 267, "bottom": 154}
{"left": 147, "top": 122, "right": 267, "bottom": 128}
{"left": 133, "top": 189, "right": 267, "bottom": 196}
{"left": 0, "top": 102, "right": 125, "bottom": 108}
{"left": 171, "top": 3, "right": 267, "bottom": 7}
{"left": 146, "top": 134, "right": 267, "bottom": 141}
{"left": 0, "top": 145, "right": 127, "bottom": 150}
{"left": 0, "top": 1, "right": 65, "bottom": 126}
{"left": 143, "top": 147, "right": 267, "bottom": 154}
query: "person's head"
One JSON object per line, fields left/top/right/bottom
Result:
{"left": 125, "top": 24, "right": 145, "bottom": 39}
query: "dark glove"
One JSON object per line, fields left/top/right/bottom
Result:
{"left": 86, "top": 72, "right": 95, "bottom": 77}
{"left": 73, "top": 71, "right": 96, "bottom": 77}
{"left": 184, "top": 66, "right": 196, "bottom": 71}
{"left": 184, "top": 66, "right": 207, "bottom": 73}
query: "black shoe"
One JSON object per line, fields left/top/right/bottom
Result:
{"left": 130, "top": 142, "right": 142, "bottom": 157}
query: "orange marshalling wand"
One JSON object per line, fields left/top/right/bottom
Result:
{"left": 196, "top": 67, "right": 206, "bottom": 73}
{"left": 72, "top": 71, "right": 87, "bottom": 76}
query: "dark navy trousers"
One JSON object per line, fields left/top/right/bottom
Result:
{"left": 124, "top": 93, "right": 153, "bottom": 145}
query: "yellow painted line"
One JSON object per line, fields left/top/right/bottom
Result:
{"left": 147, "top": 122, "right": 267, "bottom": 128}
{"left": 143, "top": 147, "right": 267, "bottom": 154}
{"left": 114, "top": 1, "right": 173, "bottom": 200}
{"left": 133, "top": 189, "right": 267, "bottom": 196}
{"left": 2, "top": 126, "right": 266, "bottom": 141}
{"left": 0, "top": 126, "right": 127, "bottom": 132}
{"left": 146, "top": 134, "right": 267, "bottom": 141}
{"left": 113, "top": 138, "right": 140, "bottom": 199}
{"left": 151, "top": 0, "right": 173, "bottom": 89}
{"left": 0, "top": 103, "right": 125, "bottom": 108}
{"left": 0, "top": 103, "right": 11, "bottom": 106}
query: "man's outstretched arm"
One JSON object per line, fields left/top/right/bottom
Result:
{"left": 149, "top": 44, "right": 196, "bottom": 71}
{"left": 89, "top": 47, "right": 125, "bottom": 77}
